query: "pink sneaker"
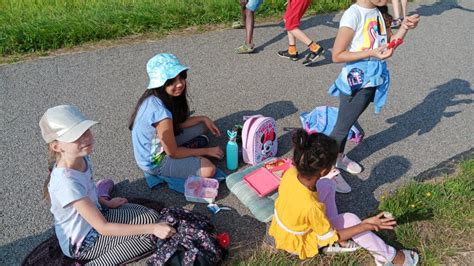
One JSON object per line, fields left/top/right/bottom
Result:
{"left": 96, "top": 179, "right": 114, "bottom": 199}
{"left": 336, "top": 154, "right": 362, "bottom": 174}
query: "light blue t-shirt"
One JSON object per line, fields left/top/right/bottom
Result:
{"left": 48, "top": 157, "right": 100, "bottom": 258}
{"left": 131, "top": 96, "right": 172, "bottom": 172}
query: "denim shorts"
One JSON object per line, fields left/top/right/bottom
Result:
{"left": 246, "top": 0, "right": 263, "bottom": 12}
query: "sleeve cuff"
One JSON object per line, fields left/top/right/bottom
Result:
{"left": 317, "top": 229, "right": 339, "bottom": 246}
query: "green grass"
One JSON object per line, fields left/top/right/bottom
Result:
{"left": 0, "top": 0, "right": 350, "bottom": 57}
{"left": 238, "top": 158, "right": 474, "bottom": 265}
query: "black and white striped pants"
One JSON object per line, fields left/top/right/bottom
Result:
{"left": 76, "top": 203, "right": 159, "bottom": 265}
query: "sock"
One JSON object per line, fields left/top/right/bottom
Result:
{"left": 308, "top": 41, "right": 321, "bottom": 52}
{"left": 288, "top": 45, "right": 297, "bottom": 55}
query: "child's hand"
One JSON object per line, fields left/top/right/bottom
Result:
{"left": 153, "top": 223, "right": 176, "bottom": 239}
{"left": 206, "top": 146, "right": 224, "bottom": 160}
{"left": 371, "top": 45, "right": 394, "bottom": 60}
{"left": 401, "top": 14, "right": 420, "bottom": 30}
{"left": 104, "top": 197, "right": 128, "bottom": 208}
{"left": 362, "top": 212, "right": 397, "bottom": 231}
{"left": 203, "top": 117, "right": 221, "bottom": 137}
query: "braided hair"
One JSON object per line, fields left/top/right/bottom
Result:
{"left": 292, "top": 129, "right": 338, "bottom": 177}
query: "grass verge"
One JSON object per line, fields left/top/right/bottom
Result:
{"left": 237, "top": 158, "right": 473, "bottom": 265}
{"left": 0, "top": 0, "right": 350, "bottom": 57}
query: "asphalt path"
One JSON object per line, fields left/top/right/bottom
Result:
{"left": 1, "top": 0, "right": 473, "bottom": 264}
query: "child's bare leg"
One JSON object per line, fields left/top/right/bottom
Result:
{"left": 288, "top": 28, "right": 312, "bottom": 46}
{"left": 401, "top": 0, "right": 408, "bottom": 18}
{"left": 392, "top": 0, "right": 401, "bottom": 19}
{"left": 245, "top": 9, "right": 255, "bottom": 45}
{"left": 200, "top": 157, "right": 216, "bottom": 178}
{"left": 240, "top": 1, "right": 246, "bottom": 25}
{"left": 287, "top": 31, "right": 296, "bottom": 46}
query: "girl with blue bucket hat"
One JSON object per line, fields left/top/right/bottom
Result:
{"left": 129, "top": 53, "right": 224, "bottom": 191}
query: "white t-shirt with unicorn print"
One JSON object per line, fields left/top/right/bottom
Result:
{"left": 340, "top": 4, "right": 388, "bottom": 52}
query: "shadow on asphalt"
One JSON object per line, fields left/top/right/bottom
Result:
{"left": 414, "top": 148, "right": 474, "bottom": 182}
{"left": 254, "top": 0, "right": 474, "bottom": 54}
{"left": 212, "top": 100, "right": 298, "bottom": 161}
{"left": 303, "top": 36, "right": 335, "bottom": 67}
{"left": 337, "top": 79, "right": 472, "bottom": 216}
{"left": 336, "top": 155, "right": 412, "bottom": 217}
{"left": 412, "top": 0, "right": 474, "bottom": 17}
{"left": 0, "top": 228, "right": 55, "bottom": 265}
{"left": 254, "top": 12, "right": 339, "bottom": 53}
{"left": 348, "top": 78, "right": 473, "bottom": 165}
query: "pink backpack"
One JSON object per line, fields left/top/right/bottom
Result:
{"left": 241, "top": 115, "right": 278, "bottom": 165}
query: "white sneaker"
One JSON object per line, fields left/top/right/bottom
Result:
{"left": 320, "top": 168, "right": 340, "bottom": 179}
{"left": 336, "top": 154, "right": 362, "bottom": 174}
{"left": 333, "top": 173, "right": 351, "bottom": 193}
{"left": 322, "top": 240, "right": 360, "bottom": 253}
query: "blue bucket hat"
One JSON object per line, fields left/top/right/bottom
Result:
{"left": 146, "top": 53, "right": 189, "bottom": 89}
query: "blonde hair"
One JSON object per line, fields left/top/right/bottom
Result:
{"left": 44, "top": 143, "right": 60, "bottom": 201}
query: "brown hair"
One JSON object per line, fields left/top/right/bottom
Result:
{"left": 377, "top": 5, "right": 394, "bottom": 28}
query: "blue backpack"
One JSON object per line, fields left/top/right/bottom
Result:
{"left": 299, "top": 106, "right": 363, "bottom": 144}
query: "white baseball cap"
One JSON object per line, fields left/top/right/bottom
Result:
{"left": 39, "top": 105, "right": 98, "bottom": 143}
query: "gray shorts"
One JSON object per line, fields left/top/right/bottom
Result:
{"left": 148, "top": 123, "right": 205, "bottom": 178}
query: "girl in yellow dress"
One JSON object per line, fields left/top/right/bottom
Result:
{"left": 269, "top": 129, "right": 419, "bottom": 265}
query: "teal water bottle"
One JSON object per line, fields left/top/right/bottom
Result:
{"left": 226, "top": 129, "right": 238, "bottom": 171}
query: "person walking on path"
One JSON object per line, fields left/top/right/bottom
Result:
{"left": 327, "top": 0, "right": 420, "bottom": 193}
{"left": 234, "top": 0, "right": 264, "bottom": 54}
{"left": 277, "top": 0, "right": 325, "bottom": 65}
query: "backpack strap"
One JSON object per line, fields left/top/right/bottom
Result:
{"left": 241, "top": 115, "right": 263, "bottom": 164}
{"left": 241, "top": 115, "right": 262, "bottom": 149}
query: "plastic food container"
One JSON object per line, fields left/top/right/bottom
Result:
{"left": 184, "top": 175, "right": 219, "bottom": 203}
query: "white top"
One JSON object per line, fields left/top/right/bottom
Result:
{"left": 48, "top": 157, "right": 100, "bottom": 257}
{"left": 339, "top": 4, "right": 388, "bottom": 52}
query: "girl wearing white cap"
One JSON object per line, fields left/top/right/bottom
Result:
{"left": 39, "top": 105, "right": 176, "bottom": 264}
{"left": 129, "top": 53, "right": 224, "bottom": 185}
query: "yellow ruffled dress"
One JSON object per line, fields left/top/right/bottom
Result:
{"left": 269, "top": 167, "right": 339, "bottom": 259}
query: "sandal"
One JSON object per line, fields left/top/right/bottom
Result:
{"left": 401, "top": 249, "right": 419, "bottom": 265}
{"left": 231, "top": 21, "right": 244, "bottom": 29}
{"left": 391, "top": 18, "right": 403, "bottom": 28}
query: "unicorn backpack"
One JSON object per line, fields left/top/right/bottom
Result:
{"left": 241, "top": 115, "right": 278, "bottom": 165}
